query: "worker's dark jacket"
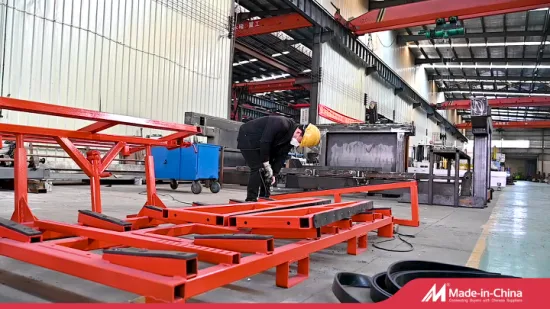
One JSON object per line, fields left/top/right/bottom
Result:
{"left": 237, "top": 116, "right": 298, "bottom": 175}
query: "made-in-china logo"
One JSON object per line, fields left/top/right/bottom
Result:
{"left": 421, "top": 283, "right": 523, "bottom": 303}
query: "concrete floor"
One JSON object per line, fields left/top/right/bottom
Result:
{"left": 0, "top": 181, "right": 546, "bottom": 303}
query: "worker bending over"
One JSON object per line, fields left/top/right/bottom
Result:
{"left": 237, "top": 116, "right": 320, "bottom": 202}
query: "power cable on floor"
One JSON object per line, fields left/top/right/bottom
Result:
{"left": 371, "top": 232, "right": 416, "bottom": 252}
{"left": 138, "top": 191, "right": 194, "bottom": 205}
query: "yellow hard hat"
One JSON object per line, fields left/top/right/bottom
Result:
{"left": 300, "top": 124, "right": 321, "bottom": 148}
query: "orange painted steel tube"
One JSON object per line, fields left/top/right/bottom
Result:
{"left": 161, "top": 198, "right": 329, "bottom": 226}
{"left": 271, "top": 181, "right": 420, "bottom": 227}
{"left": 182, "top": 217, "right": 392, "bottom": 299}
{"left": 0, "top": 239, "right": 186, "bottom": 303}
{"left": 34, "top": 220, "right": 240, "bottom": 265}
{"left": 233, "top": 201, "right": 361, "bottom": 229}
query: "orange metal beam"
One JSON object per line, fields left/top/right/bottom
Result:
{"left": 456, "top": 120, "right": 550, "bottom": 129}
{"left": 0, "top": 97, "right": 201, "bottom": 134}
{"left": 235, "top": 13, "right": 313, "bottom": 37}
{"left": 437, "top": 97, "right": 550, "bottom": 110}
{"left": 342, "top": 0, "right": 550, "bottom": 35}
{"left": 271, "top": 181, "right": 420, "bottom": 227}
{"left": 233, "top": 78, "right": 310, "bottom": 94}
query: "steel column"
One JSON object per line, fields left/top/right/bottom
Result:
{"left": 309, "top": 28, "right": 322, "bottom": 125}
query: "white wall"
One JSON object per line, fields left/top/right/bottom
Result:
{"left": 318, "top": 43, "right": 365, "bottom": 123}
{"left": 0, "top": 0, "right": 232, "bottom": 136}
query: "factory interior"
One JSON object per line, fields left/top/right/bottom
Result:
{"left": 0, "top": 0, "right": 549, "bottom": 304}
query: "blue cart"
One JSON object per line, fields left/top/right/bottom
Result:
{"left": 152, "top": 143, "right": 223, "bottom": 194}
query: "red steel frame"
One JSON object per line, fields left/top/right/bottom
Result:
{"left": 271, "top": 181, "right": 420, "bottom": 227}
{"left": 0, "top": 98, "right": 405, "bottom": 303}
{"left": 437, "top": 97, "right": 550, "bottom": 110}
{"left": 235, "top": 13, "right": 313, "bottom": 38}
{"left": 233, "top": 78, "right": 312, "bottom": 94}
{"left": 455, "top": 120, "right": 550, "bottom": 130}
{"left": 338, "top": 0, "right": 550, "bottom": 35}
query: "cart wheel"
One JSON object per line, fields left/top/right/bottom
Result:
{"left": 210, "top": 181, "right": 221, "bottom": 194}
{"left": 191, "top": 181, "right": 202, "bottom": 194}
{"left": 170, "top": 180, "right": 179, "bottom": 190}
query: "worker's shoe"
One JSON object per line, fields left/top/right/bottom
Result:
{"left": 245, "top": 198, "right": 258, "bottom": 202}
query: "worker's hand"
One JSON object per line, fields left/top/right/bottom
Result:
{"left": 271, "top": 176, "right": 276, "bottom": 185}
{"left": 262, "top": 162, "right": 273, "bottom": 178}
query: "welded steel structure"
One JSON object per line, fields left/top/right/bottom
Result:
{"left": 0, "top": 99, "right": 421, "bottom": 303}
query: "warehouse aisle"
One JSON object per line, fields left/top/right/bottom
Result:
{"left": 476, "top": 181, "right": 550, "bottom": 277}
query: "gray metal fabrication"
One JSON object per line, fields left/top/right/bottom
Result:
{"left": 471, "top": 97, "right": 493, "bottom": 207}
{"left": 399, "top": 147, "right": 479, "bottom": 208}
{"left": 317, "top": 123, "right": 414, "bottom": 173}
{"left": 184, "top": 112, "right": 245, "bottom": 167}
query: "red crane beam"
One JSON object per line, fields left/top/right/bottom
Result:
{"left": 235, "top": 13, "right": 313, "bottom": 37}
{"left": 233, "top": 78, "right": 312, "bottom": 94}
{"left": 437, "top": 97, "right": 550, "bottom": 110}
{"left": 339, "top": 0, "right": 550, "bottom": 35}
{"left": 455, "top": 121, "right": 550, "bottom": 130}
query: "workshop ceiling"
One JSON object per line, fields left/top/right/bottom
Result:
{"left": 396, "top": 8, "right": 550, "bottom": 122}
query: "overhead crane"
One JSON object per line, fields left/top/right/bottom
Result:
{"left": 334, "top": 0, "right": 550, "bottom": 35}
{"left": 436, "top": 97, "right": 550, "bottom": 110}
{"left": 455, "top": 120, "right": 550, "bottom": 129}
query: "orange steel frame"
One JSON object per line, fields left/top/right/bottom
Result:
{"left": 271, "top": 181, "right": 420, "bottom": 227}
{"left": 235, "top": 13, "right": 312, "bottom": 38}
{"left": 437, "top": 97, "right": 550, "bottom": 110}
{"left": 0, "top": 98, "right": 408, "bottom": 303}
{"left": 455, "top": 120, "right": 550, "bottom": 130}
{"left": 338, "top": 0, "right": 550, "bottom": 35}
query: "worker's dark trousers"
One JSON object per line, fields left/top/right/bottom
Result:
{"left": 240, "top": 149, "right": 270, "bottom": 201}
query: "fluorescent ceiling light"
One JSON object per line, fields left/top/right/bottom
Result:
{"left": 446, "top": 90, "right": 550, "bottom": 97}
{"left": 272, "top": 53, "right": 282, "bottom": 57}
{"left": 252, "top": 73, "right": 291, "bottom": 82}
{"left": 409, "top": 41, "right": 550, "bottom": 48}
{"left": 429, "top": 63, "right": 550, "bottom": 69}
{"left": 232, "top": 58, "right": 258, "bottom": 66}
{"left": 302, "top": 69, "right": 312, "bottom": 73}
{"left": 436, "top": 78, "right": 550, "bottom": 84}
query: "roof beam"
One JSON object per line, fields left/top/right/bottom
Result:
{"left": 343, "top": 0, "right": 550, "bottom": 35}
{"left": 399, "top": 30, "right": 545, "bottom": 42}
{"left": 233, "top": 77, "right": 312, "bottom": 93}
{"left": 369, "top": 0, "right": 423, "bottom": 9}
{"left": 234, "top": 42, "right": 301, "bottom": 76}
{"left": 236, "top": 9, "right": 294, "bottom": 22}
{"left": 444, "top": 89, "right": 550, "bottom": 95}
{"left": 456, "top": 120, "right": 550, "bottom": 129}
{"left": 437, "top": 97, "right": 550, "bottom": 110}
{"left": 429, "top": 76, "right": 550, "bottom": 82}
{"left": 235, "top": 13, "right": 313, "bottom": 38}
{"left": 417, "top": 57, "right": 549, "bottom": 65}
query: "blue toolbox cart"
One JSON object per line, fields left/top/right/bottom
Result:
{"left": 152, "top": 143, "right": 223, "bottom": 194}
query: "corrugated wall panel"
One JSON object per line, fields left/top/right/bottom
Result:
{"left": 318, "top": 43, "right": 365, "bottom": 124}
{"left": 0, "top": 0, "right": 232, "bottom": 136}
